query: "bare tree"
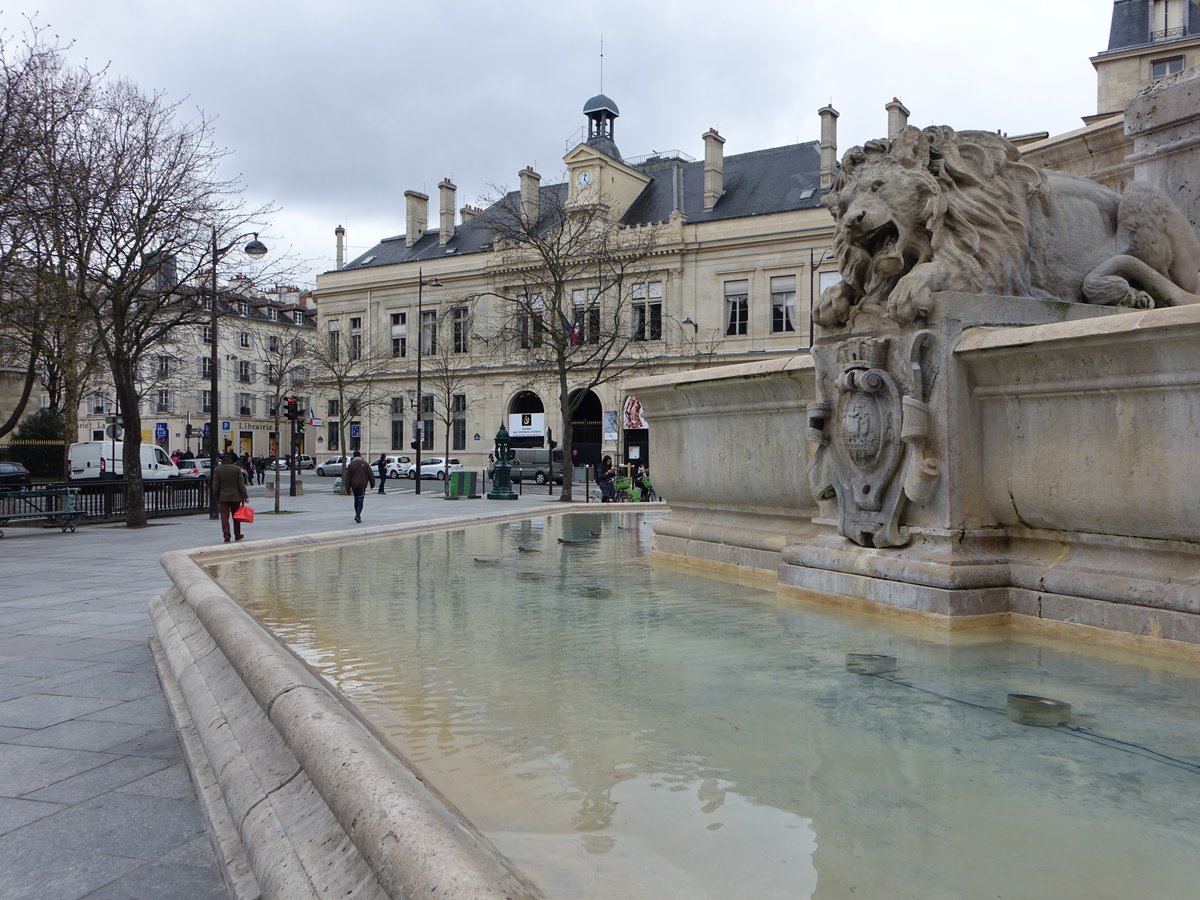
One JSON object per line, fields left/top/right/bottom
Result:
{"left": 421, "top": 300, "right": 480, "bottom": 496}
{"left": 308, "top": 327, "right": 392, "bottom": 493}
{"left": 477, "top": 184, "right": 665, "bottom": 500}
{"left": 248, "top": 324, "right": 313, "bottom": 512}
{"left": 0, "top": 25, "right": 102, "bottom": 440}
{"left": 44, "top": 75, "right": 274, "bottom": 526}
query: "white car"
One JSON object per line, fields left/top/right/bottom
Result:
{"left": 404, "top": 457, "right": 464, "bottom": 480}
{"left": 384, "top": 455, "right": 412, "bottom": 479}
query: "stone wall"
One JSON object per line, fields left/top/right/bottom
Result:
{"left": 630, "top": 298, "right": 1200, "bottom": 649}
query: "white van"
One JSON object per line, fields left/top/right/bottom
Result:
{"left": 68, "top": 441, "right": 180, "bottom": 481}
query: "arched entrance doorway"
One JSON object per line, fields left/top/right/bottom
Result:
{"left": 507, "top": 390, "right": 546, "bottom": 449}
{"left": 569, "top": 388, "right": 603, "bottom": 471}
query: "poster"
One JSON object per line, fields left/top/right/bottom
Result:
{"left": 603, "top": 411, "right": 618, "bottom": 441}
{"left": 622, "top": 395, "right": 647, "bottom": 430}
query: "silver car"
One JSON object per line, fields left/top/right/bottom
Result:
{"left": 315, "top": 456, "right": 348, "bottom": 477}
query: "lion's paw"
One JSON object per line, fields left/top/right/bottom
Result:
{"left": 1118, "top": 289, "right": 1155, "bottom": 310}
{"left": 814, "top": 282, "right": 855, "bottom": 328}
{"left": 887, "top": 271, "right": 937, "bottom": 324}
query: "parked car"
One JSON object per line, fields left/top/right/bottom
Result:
{"left": 384, "top": 455, "right": 412, "bottom": 479}
{"left": 0, "top": 460, "right": 32, "bottom": 490}
{"left": 315, "top": 456, "right": 348, "bottom": 477}
{"left": 292, "top": 454, "right": 316, "bottom": 470}
{"left": 176, "top": 459, "right": 205, "bottom": 478}
{"left": 404, "top": 457, "right": 464, "bottom": 480}
{"left": 508, "top": 448, "right": 565, "bottom": 485}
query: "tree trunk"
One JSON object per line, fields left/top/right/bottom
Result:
{"left": 115, "top": 382, "right": 147, "bottom": 528}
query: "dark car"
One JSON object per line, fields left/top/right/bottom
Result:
{"left": 0, "top": 460, "right": 32, "bottom": 490}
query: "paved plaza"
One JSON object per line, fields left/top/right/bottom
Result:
{"left": 0, "top": 476, "right": 564, "bottom": 899}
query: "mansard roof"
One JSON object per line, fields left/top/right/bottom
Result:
{"left": 1103, "top": 0, "right": 1200, "bottom": 53}
{"left": 342, "top": 141, "right": 826, "bottom": 272}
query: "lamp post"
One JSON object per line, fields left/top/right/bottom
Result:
{"left": 209, "top": 227, "right": 268, "bottom": 518}
{"left": 413, "top": 267, "right": 442, "bottom": 495}
{"left": 808, "top": 246, "right": 836, "bottom": 350}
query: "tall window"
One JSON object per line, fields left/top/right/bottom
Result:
{"left": 350, "top": 316, "right": 362, "bottom": 361}
{"left": 200, "top": 325, "right": 213, "bottom": 344}
{"left": 91, "top": 392, "right": 108, "bottom": 415}
{"left": 632, "top": 281, "right": 663, "bottom": 341}
{"left": 293, "top": 310, "right": 306, "bottom": 325}
{"left": 391, "top": 418, "right": 405, "bottom": 450}
{"left": 328, "top": 321, "right": 340, "bottom": 360}
{"left": 420, "top": 394, "right": 434, "bottom": 450}
{"left": 156, "top": 389, "right": 170, "bottom": 412}
{"left": 236, "top": 301, "right": 250, "bottom": 317}
{"left": 421, "top": 310, "right": 437, "bottom": 355}
{"left": 452, "top": 394, "right": 467, "bottom": 450}
{"left": 157, "top": 355, "right": 171, "bottom": 377}
{"left": 1150, "top": 0, "right": 1186, "bottom": 40}
{"left": 201, "top": 389, "right": 213, "bottom": 413}
{"left": 452, "top": 307, "right": 470, "bottom": 353}
{"left": 267, "top": 307, "right": 279, "bottom": 322}
{"left": 267, "top": 364, "right": 279, "bottom": 385}
{"left": 238, "top": 393, "right": 253, "bottom": 416}
{"left": 239, "top": 361, "right": 254, "bottom": 383}
{"left": 771, "top": 275, "right": 797, "bottom": 333}
{"left": 519, "top": 293, "right": 544, "bottom": 349}
{"left": 725, "top": 279, "right": 749, "bottom": 335}
{"left": 239, "top": 331, "right": 251, "bottom": 349}
{"left": 199, "top": 357, "right": 212, "bottom": 378}
{"left": 327, "top": 422, "right": 339, "bottom": 451}
{"left": 268, "top": 335, "right": 279, "bottom": 353}
{"left": 391, "top": 312, "right": 407, "bottom": 358}
{"left": 328, "top": 399, "right": 340, "bottom": 417}
{"left": 572, "top": 287, "right": 600, "bottom": 344}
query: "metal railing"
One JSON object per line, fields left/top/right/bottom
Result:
{"left": 44, "top": 479, "right": 211, "bottom": 522}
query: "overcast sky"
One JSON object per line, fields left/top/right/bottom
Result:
{"left": 4, "top": 1, "right": 1114, "bottom": 289}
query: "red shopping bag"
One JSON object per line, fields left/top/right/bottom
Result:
{"left": 233, "top": 505, "right": 254, "bottom": 524}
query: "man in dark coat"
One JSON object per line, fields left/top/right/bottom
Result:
{"left": 213, "top": 452, "right": 249, "bottom": 542}
{"left": 345, "top": 450, "right": 375, "bottom": 523}
{"left": 376, "top": 452, "right": 388, "bottom": 495}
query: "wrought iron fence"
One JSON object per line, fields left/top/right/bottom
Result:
{"left": 41, "top": 479, "right": 211, "bottom": 522}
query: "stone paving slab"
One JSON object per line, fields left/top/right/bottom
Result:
{"left": 0, "top": 478, "right": 564, "bottom": 898}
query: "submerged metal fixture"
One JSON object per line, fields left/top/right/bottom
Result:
{"left": 846, "top": 653, "right": 897, "bottom": 675}
{"left": 1006, "top": 693, "right": 1071, "bottom": 727}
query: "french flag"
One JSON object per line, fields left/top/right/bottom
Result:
{"left": 560, "top": 310, "right": 580, "bottom": 346}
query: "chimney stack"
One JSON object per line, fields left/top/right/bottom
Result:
{"left": 405, "top": 190, "right": 428, "bottom": 248}
{"left": 885, "top": 97, "right": 910, "bottom": 142}
{"left": 460, "top": 205, "right": 480, "bottom": 224}
{"left": 438, "top": 178, "right": 457, "bottom": 245}
{"left": 702, "top": 128, "right": 725, "bottom": 212}
{"left": 818, "top": 105, "right": 839, "bottom": 190}
{"left": 519, "top": 166, "right": 541, "bottom": 226}
{"left": 334, "top": 224, "right": 345, "bottom": 269}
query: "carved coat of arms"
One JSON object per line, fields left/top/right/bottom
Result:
{"left": 807, "top": 332, "right": 940, "bottom": 548}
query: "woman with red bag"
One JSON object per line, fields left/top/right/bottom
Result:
{"left": 214, "top": 452, "right": 250, "bottom": 543}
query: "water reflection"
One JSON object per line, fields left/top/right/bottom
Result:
{"left": 210, "top": 512, "right": 1200, "bottom": 899}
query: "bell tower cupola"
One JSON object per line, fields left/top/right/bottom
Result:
{"left": 583, "top": 93, "right": 622, "bottom": 162}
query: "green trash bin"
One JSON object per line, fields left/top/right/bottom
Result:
{"left": 448, "top": 470, "right": 478, "bottom": 499}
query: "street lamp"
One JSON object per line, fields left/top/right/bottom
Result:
{"left": 209, "top": 227, "right": 268, "bottom": 518}
{"left": 413, "top": 266, "right": 442, "bottom": 495}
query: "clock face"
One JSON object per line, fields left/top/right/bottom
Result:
{"left": 576, "top": 170, "right": 592, "bottom": 188}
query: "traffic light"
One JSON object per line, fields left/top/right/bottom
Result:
{"left": 296, "top": 417, "right": 305, "bottom": 435}
{"left": 410, "top": 440, "right": 418, "bottom": 450}
{"left": 185, "top": 424, "right": 193, "bottom": 438}
{"left": 284, "top": 396, "right": 297, "bottom": 420}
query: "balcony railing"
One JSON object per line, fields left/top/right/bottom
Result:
{"left": 1151, "top": 25, "right": 1186, "bottom": 41}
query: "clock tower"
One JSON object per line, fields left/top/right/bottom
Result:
{"left": 565, "top": 93, "right": 650, "bottom": 216}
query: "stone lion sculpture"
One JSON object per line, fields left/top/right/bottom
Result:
{"left": 813, "top": 125, "right": 1200, "bottom": 328}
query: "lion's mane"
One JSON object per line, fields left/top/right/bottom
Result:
{"left": 827, "top": 127, "right": 1044, "bottom": 305}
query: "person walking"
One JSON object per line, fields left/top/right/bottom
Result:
{"left": 376, "top": 452, "right": 388, "bottom": 495}
{"left": 346, "top": 450, "right": 375, "bottom": 523}
{"left": 214, "top": 452, "right": 249, "bottom": 542}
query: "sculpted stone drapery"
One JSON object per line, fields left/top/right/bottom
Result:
{"left": 813, "top": 125, "right": 1200, "bottom": 329}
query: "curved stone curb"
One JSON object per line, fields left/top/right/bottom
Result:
{"left": 153, "top": 515, "right": 548, "bottom": 899}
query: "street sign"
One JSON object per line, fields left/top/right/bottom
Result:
{"left": 155, "top": 421, "right": 168, "bottom": 440}
{"left": 350, "top": 423, "right": 361, "bottom": 439}
{"left": 202, "top": 422, "right": 210, "bottom": 438}
{"left": 105, "top": 424, "right": 123, "bottom": 440}
{"left": 222, "top": 421, "right": 231, "bottom": 431}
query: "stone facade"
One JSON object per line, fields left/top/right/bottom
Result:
{"left": 315, "top": 100, "right": 842, "bottom": 474}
